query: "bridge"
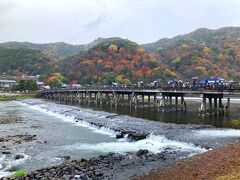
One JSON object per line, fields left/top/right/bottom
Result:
{"left": 39, "top": 87, "right": 240, "bottom": 117}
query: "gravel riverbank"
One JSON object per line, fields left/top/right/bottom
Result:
{"left": 134, "top": 141, "right": 240, "bottom": 180}
{"left": 2, "top": 142, "right": 240, "bottom": 180}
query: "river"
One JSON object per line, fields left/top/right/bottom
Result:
{"left": 1, "top": 98, "right": 240, "bottom": 178}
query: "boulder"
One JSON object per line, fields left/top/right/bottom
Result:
{"left": 15, "top": 154, "right": 25, "bottom": 159}
{"left": 127, "top": 132, "right": 148, "bottom": 141}
{"left": 136, "top": 149, "right": 149, "bottom": 156}
{"left": 116, "top": 132, "right": 124, "bottom": 139}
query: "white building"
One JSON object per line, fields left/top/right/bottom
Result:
{"left": 0, "top": 80, "right": 16, "bottom": 88}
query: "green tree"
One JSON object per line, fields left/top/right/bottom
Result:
{"left": 45, "top": 72, "right": 66, "bottom": 88}
{"left": 12, "top": 80, "right": 38, "bottom": 91}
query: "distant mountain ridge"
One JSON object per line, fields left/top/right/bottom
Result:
{"left": 0, "top": 42, "right": 85, "bottom": 57}
{"left": 143, "top": 27, "right": 240, "bottom": 51}
{"left": 0, "top": 38, "right": 127, "bottom": 58}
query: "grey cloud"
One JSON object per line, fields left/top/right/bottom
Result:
{"left": 0, "top": 0, "right": 16, "bottom": 27}
{"left": 84, "top": 14, "right": 107, "bottom": 29}
{"left": 0, "top": 0, "right": 15, "bottom": 16}
{"left": 0, "top": 0, "right": 240, "bottom": 44}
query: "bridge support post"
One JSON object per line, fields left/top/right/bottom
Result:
{"left": 160, "top": 92, "right": 186, "bottom": 112}
{"left": 175, "top": 96, "right": 178, "bottom": 112}
{"left": 154, "top": 94, "right": 157, "bottom": 107}
{"left": 219, "top": 97, "right": 223, "bottom": 115}
{"left": 142, "top": 95, "right": 144, "bottom": 106}
{"left": 209, "top": 98, "right": 212, "bottom": 117}
{"left": 214, "top": 98, "right": 217, "bottom": 116}
{"left": 226, "top": 98, "right": 230, "bottom": 115}
{"left": 200, "top": 93, "right": 225, "bottom": 117}
{"left": 148, "top": 95, "right": 151, "bottom": 106}
{"left": 169, "top": 96, "right": 172, "bottom": 111}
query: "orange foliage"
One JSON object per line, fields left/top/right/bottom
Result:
{"left": 133, "top": 70, "right": 143, "bottom": 78}
{"left": 165, "top": 69, "right": 177, "bottom": 77}
{"left": 81, "top": 60, "right": 95, "bottom": 66}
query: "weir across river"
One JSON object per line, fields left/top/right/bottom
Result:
{"left": 39, "top": 88, "right": 240, "bottom": 117}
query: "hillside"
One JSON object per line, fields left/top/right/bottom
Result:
{"left": 0, "top": 47, "right": 54, "bottom": 79}
{"left": 57, "top": 38, "right": 176, "bottom": 84}
{"left": 143, "top": 27, "right": 240, "bottom": 51}
{"left": 0, "top": 42, "right": 84, "bottom": 58}
{"left": 143, "top": 27, "right": 240, "bottom": 80}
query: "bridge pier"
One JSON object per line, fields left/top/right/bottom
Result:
{"left": 226, "top": 97, "right": 230, "bottom": 115}
{"left": 199, "top": 93, "right": 228, "bottom": 116}
{"left": 159, "top": 92, "right": 186, "bottom": 112}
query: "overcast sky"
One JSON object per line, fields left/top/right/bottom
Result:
{"left": 0, "top": 0, "right": 240, "bottom": 44}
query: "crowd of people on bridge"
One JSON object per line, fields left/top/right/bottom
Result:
{"left": 58, "top": 77, "right": 240, "bottom": 92}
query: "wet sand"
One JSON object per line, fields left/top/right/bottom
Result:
{"left": 0, "top": 116, "right": 38, "bottom": 152}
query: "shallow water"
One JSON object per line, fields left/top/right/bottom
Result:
{"left": 1, "top": 98, "right": 240, "bottom": 178}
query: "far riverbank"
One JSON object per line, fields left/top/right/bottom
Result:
{"left": 0, "top": 93, "right": 36, "bottom": 101}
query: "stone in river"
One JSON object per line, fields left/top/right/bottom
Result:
{"left": 94, "top": 170, "right": 103, "bottom": 176}
{"left": 15, "top": 154, "right": 25, "bottom": 159}
{"left": 116, "top": 132, "right": 124, "bottom": 139}
{"left": 136, "top": 149, "right": 149, "bottom": 156}
{"left": 2, "top": 151, "right": 11, "bottom": 154}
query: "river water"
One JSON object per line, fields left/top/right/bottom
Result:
{"left": 1, "top": 98, "right": 240, "bottom": 178}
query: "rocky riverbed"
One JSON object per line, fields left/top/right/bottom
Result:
{"left": 1, "top": 148, "right": 190, "bottom": 180}
{"left": 0, "top": 116, "right": 23, "bottom": 125}
{"left": 0, "top": 112, "right": 39, "bottom": 153}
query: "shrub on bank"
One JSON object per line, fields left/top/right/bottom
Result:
{"left": 0, "top": 94, "right": 36, "bottom": 101}
{"left": 11, "top": 170, "right": 28, "bottom": 178}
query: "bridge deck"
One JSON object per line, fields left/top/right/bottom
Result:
{"left": 41, "top": 89, "right": 240, "bottom": 96}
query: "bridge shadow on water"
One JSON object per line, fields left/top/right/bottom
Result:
{"left": 57, "top": 100, "right": 240, "bottom": 129}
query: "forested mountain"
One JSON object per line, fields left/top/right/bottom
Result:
{"left": 57, "top": 38, "right": 176, "bottom": 84}
{"left": 0, "top": 47, "right": 54, "bottom": 78}
{"left": 143, "top": 27, "right": 240, "bottom": 80}
{"left": 1, "top": 27, "right": 240, "bottom": 83}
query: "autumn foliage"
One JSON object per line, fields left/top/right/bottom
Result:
{"left": 58, "top": 39, "right": 176, "bottom": 84}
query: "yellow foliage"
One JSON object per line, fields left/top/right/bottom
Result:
{"left": 171, "top": 57, "right": 181, "bottom": 64}
{"left": 115, "top": 75, "right": 130, "bottom": 84}
{"left": 108, "top": 44, "right": 118, "bottom": 51}
{"left": 218, "top": 53, "right": 224, "bottom": 60}
{"left": 180, "top": 44, "right": 189, "bottom": 49}
{"left": 81, "top": 60, "right": 95, "bottom": 66}
{"left": 137, "top": 47, "right": 145, "bottom": 52}
{"left": 45, "top": 72, "right": 65, "bottom": 86}
{"left": 154, "top": 67, "right": 161, "bottom": 71}
{"left": 203, "top": 46, "right": 211, "bottom": 54}
{"left": 196, "top": 66, "right": 205, "bottom": 71}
